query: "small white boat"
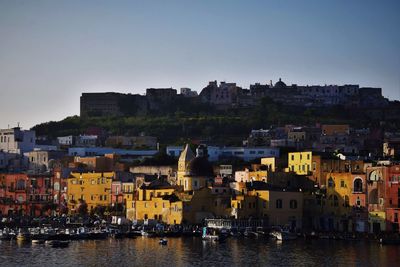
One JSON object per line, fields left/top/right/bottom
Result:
{"left": 159, "top": 238, "right": 168, "bottom": 245}
{"left": 270, "top": 230, "right": 297, "bottom": 241}
{"left": 32, "top": 239, "right": 45, "bottom": 244}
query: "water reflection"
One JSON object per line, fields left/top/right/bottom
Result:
{"left": 1, "top": 238, "right": 400, "bottom": 266}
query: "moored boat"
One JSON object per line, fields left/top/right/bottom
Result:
{"left": 270, "top": 230, "right": 297, "bottom": 241}
{"left": 159, "top": 238, "right": 168, "bottom": 245}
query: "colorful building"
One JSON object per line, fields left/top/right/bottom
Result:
{"left": 67, "top": 172, "right": 114, "bottom": 213}
{"left": 231, "top": 182, "right": 303, "bottom": 230}
{"left": 0, "top": 173, "right": 28, "bottom": 216}
{"left": 322, "top": 172, "right": 368, "bottom": 232}
{"left": 288, "top": 152, "right": 312, "bottom": 175}
{"left": 127, "top": 179, "right": 182, "bottom": 224}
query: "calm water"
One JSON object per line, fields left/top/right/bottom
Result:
{"left": 1, "top": 237, "right": 400, "bottom": 267}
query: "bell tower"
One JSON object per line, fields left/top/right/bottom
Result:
{"left": 177, "top": 144, "right": 194, "bottom": 186}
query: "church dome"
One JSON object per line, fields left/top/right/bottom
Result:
{"left": 274, "top": 78, "right": 287, "bottom": 88}
{"left": 186, "top": 157, "right": 214, "bottom": 177}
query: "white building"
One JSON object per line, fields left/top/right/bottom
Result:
{"left": 167, "top": 145, "right": 279, "bottom": 162}
{"left": 57, "top": 135, "right": 74, "bottom": 146}
{"left": 0, "top": 127, "right": 35, "bottom": 154}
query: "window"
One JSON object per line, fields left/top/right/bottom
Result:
{"left": 307, "top": 154, "right": 310, "bottom": 160}
{"left": 291, "top": 155, "right": 294, "bottom": 161}
{"left": 356, "top": 197, "right": 361, "bottom": 206}
{"left": 276, "top": 199, "right": 283, "bottom": 209}
{"left": 340, "top": 180, "right": 345, "bottom": 188}
{"left": 290, "top": 200, "right": 297, "bottom": 209}
{"left": 353, "top": 178, "right": 363, "bottom": 193}
{"left": 328, "top": 178, "right": 334, "bottom": 188}
{"left": 263, "top": 201, "right": 267, "bottom": 208}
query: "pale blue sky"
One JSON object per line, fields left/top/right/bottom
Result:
{"left": 0, "top": 0, "right": 399, "bottom": 128}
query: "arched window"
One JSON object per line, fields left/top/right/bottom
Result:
{"left": 290, "top": 200, "right": 297, "bottom": 209}
{"left": 276, "top": 199, "right": 283, "bottom": 209}
{"left": 353, "top": 178, "right": 363, "bottom": 193}
{"left": 328, "top": 177, "right": 334, "bottom": 188}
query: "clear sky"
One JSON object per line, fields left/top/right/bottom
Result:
{"left": 0, "top": 0, "right": 399, "bottom": 129}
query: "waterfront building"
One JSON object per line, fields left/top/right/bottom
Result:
{"left": 0, "top": 173, "right": 28, "bottom": 216}
{"left": 322, "top": 172, "right": 368, "bottom": 232}
{"left": 384, "top": 165, "right": 400, "bottom": 232}
{"left": 231, "top": 181, "right": 303, "bottom": 230}
{"left": 366, "top": 166, "right": 387, "bottom": 233}
{"left": 127, "top": 179, "right": 182, "bottom": 224}
{"left": 67, "top": 172, "right": 114, "bottom": 213}
{"left": 27, "top": 173, "right": 54, "bottom": 217}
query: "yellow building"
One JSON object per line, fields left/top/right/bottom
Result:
{"left": 323, "top": 172, "right": 367, "bottom": 232}
{"left": 128, "top": 180, "right": 183, "bottom": 224}
{"left": 261, "top": 157, "right": 276, "bottom": 172}
{"left": 288, "top": 152, "right": 312, "bottom": 175}
{"left": 67, "top": 172, "right": 114, "bottom": 213}
{"left": 234, "top": 169, "right": 267, "bottom": 183}
{"left": 180, "top": 187, "right": 231, "bottom": 224}
{"left": 231, "top": 182, "right": 303, "bottom": 230}
{"left": 122, "top": 181, "right": 136, "bottom": 219}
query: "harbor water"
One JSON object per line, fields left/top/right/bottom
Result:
{"left": 1, "top": 237, "right": 400, "bottom": 267}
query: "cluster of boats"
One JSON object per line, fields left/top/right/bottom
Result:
{"left": 201, "top": 226, "right": 298, "bottom": 242}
